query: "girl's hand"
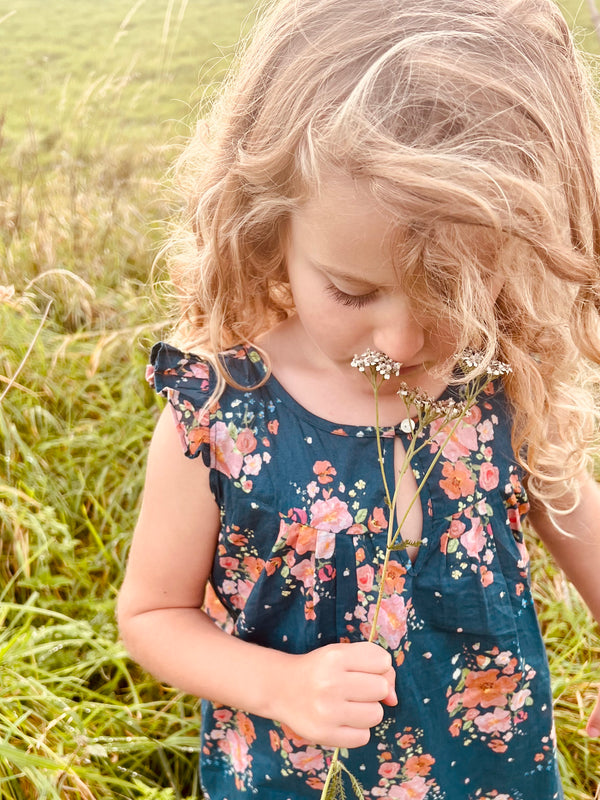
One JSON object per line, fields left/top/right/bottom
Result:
{"left": 277, "top": 641, "right": 397, "bottom": 749}
{"left": 586, "top": 687, "right": 600, "bottom": 737}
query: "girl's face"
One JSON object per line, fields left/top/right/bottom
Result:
{"left": 284, "top": 175, "right": 457, "bottom": 387}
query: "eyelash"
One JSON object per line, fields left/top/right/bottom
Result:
{"left": 325, "top": 283, "right": 379, "bottom": 309}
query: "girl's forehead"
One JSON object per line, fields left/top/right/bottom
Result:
{"left": 294, "top": 173, "right": 399, "bottom": 235}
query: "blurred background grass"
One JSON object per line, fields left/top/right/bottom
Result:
{"left": 0, "top": 1, "right": 599, "bottom": 798}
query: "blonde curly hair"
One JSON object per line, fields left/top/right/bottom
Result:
{"left": 165, "top": 0, "right": 600, "bottom": 515}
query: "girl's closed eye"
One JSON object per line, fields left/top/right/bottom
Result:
{"left": 325, "top": 282, "right": 380, "bottom": 309}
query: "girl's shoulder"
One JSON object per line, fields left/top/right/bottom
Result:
{"left": 146, "top": 341, "right": 268, "bottom": 461}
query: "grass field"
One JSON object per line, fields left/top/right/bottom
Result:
{"left": 1, "top": 1, "right": 599, "bottom": 798}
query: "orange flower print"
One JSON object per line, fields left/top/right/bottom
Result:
{"left": 439, "top": 460, "right": 475, "bottom": 500}
{"left": 313, "top": 460, "right": 337, "bottom": 484}
{"left": 269, "top": 729, "right": 280, "bottom": 751}
{"left": 186, "top": 423, "right": 209, "bottom": 457}
{"left": 404, "top": 753, "right": 435, "bottom": 778}
{"left": 461, "top": 669, "right": 520, "bottom": 709}
{"left": 284, "top": 522, "right": 318, "bottom": 555}
{"left": 236, "top": 712, "right": 256, "bottom": 744}
{"left": 384, "top": 562, "right": 407, "bottom": 595}
{"left": 267, "top": 419, "right": 279, "bottom": 435}
{"left": 367, "top": 506, "right": 388, "bottom": 533}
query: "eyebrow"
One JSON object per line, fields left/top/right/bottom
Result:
{"left": 316, "top": 262, "right": 396, "bottom": 291}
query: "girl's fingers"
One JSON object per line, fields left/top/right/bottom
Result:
{"left": 342, "top": 641, "right": 394, "bottom": 675}
{"left": 342, "top": 671, "right": 393, "bottom": 703}
{"left": 339, "top": 700, "right": 385, "bottom": 731}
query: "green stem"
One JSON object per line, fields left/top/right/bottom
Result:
{"left": 372, "top": 380, "right": 392, "bottom": 507}
{"left": 320, "top": 748, "right": 340, "bottom": 799}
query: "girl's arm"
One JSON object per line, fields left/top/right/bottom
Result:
{"left": 527, "top": 475, "right": 600, "bottom": 736}
{"left": 118, "top": 407, "right": 396, "bottom": 748}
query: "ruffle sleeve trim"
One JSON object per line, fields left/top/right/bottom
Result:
{"left": 148, "top": 342, "right": 214, "bottom": 464}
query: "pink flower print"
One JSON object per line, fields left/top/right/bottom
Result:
{"left": 356, "top": 564, "right": 375, "bottom": 592}
{"left": 439, "top": 461, "right": 475, "bottom": 500}
{"left": 230, "top": 579, "right": 254, "bottom": 610}
{"left": 431, "top": 417, "right": 479, "bottom": 462}
{"left": 509, "top": 689, "right": 531, "bottom": 711}
{"left": 213, "top": 421, "right": 243, "bottom": 478}
{"left": 188, "top": 360, "right": 210, "bottom": 383}
{"left": 378, "top": 761, "right": 401, "bottom": 779}
{"left": 477, "top": 418, "right": 495, "bottom": 443}
{"left": 315, "top": 529, "right": 335, "bottom": 559}
{"left": 236, "top": 428, "right": 257, "bottom": 455}
{"left": 347, "top": 523, "right": 365, "bottom": 536}
{"left": 447, "top": 692, "right": 462, "bottom": 713}
{"left": 460, "top": 518, "right": 486, "bottom": 558}
{"left": 307, "top": 480, "right": 319, "bottom": 498}
{"left": 516, "top": 540, "right": 530, "bottom": 568}
{"left": 479, "top": 462, "right": 499, "bottom": 491}
{"left": 368, "top": 594, "right": 408, "bottom": 650}
{"left": 388, "top": 775, "right": 429, "bottom": 799}
{"left": 213, "top": 708, "right": 233, "bottom": 723}
{"left": 474, "top": 708, "right": 512, "bottom": 734}
{"left": 224, "top": 728, "right": 251, "bottom": 773}
{"left": 243, "top": 453, "right": 262, "bottom": 475}
{"left": 291, "top": 558, "right": 315, "bottom": 589}
{"left": 289, "top": 746, "right": 325, "bottom": 772}
{"left": 219, "top": 556, "right": 239, "bottom": 570}
{"left": 309, "top": 497, "right": 353, "bottom": 533}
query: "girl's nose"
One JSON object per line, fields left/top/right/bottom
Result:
{"left": 371, "top": 301, "right": 425, "bottom": 366}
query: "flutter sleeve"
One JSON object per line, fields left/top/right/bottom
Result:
{"left": 146, "top": 342, "right": 215, "bottom": 465}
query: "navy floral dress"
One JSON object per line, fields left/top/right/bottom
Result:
{"left": 148, "top": 341, "right": 563, "bottom": 800}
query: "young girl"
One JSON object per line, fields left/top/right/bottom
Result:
{"left": 118, "top": 0, "right": 600, "bottom": 797}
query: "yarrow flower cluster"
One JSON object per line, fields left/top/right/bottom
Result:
{"left": 456, "top": 348, "right": 512, "bottom": 378}
{"left": 397, "top": 383, "right": 465, "bottom": 427}
{"left": 350, "top": 349, "right": 401, "bottom": 379}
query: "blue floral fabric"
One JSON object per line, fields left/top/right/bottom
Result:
{"left": 148, "top": 341, "right": 563, "bottom": 800}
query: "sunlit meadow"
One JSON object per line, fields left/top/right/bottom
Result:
{"left": 0, "top": 1, "right": 598, "bottom": 798}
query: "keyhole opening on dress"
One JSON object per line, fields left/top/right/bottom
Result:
{"left": 392, "top": 436, "right": 423, "bottom": 564}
